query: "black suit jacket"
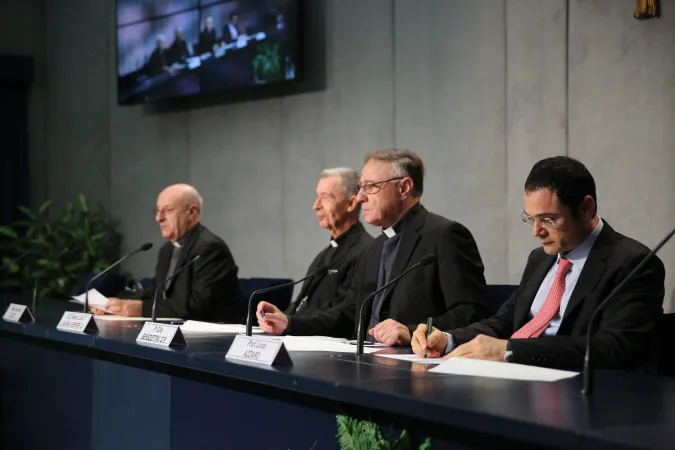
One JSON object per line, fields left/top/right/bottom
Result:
{"left": 286, "top": 204, "right": 490, "bottom": 339}
{"left": 139, "top": 224, "right": 241, "bottom": 322}
{"left": 198, "top": 29, "right": 217, "bottom": 54}
{"left": 448, "top": 221, "right": 665, "bottom": 371}
{"left": 285, "top": 222, "right": 373, "bottom": 315}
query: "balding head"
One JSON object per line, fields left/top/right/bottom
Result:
{"left": 155, "top": 184, "right": 203, "bottom": 242}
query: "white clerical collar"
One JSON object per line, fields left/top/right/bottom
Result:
{"left": 329, "top": 240, "right": 338, "bottom": 248}
{"left": 383, "top": 227, "right": 396, "bottom": 238}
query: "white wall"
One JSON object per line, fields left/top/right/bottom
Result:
{"left": 21, "top": 0, "right": 675, "bottom": 310}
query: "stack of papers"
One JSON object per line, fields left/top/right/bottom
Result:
{"left": 179, "top": 320, "right": 264, "bottom": 334}
{"left": 71, "top": 289, "right": 112, "bottom": 313}
{"left": 429, "top": 357, "right": 579, "bottom": 382}
{"left": 373, "top": 353, "right": 444, "bottom": 364}
{"left": 282, "top": 335, "right": 380, "bottom": 354}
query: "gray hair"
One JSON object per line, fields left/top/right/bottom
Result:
{"left": 364, "top": 149, "right": 424, "bottom": 197}
{"left": 320, "top": 167, "right": 360, "bottom": 197}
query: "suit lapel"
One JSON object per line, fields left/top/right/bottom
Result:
{"left": 514, "top": 253, "right": 556, "bottom": 329}
{"left": 365, "top": 238, "right": 384, "bottom": 289}
{"left": 165, "top": 225, "right": 204, "bottom": 292}
{"left": 156, "top": 244, "right": 172, "bottom": 288}
{"left": 560, "top": 224, "right": 613, "bottom": 323}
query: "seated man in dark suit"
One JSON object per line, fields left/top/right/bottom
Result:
{"left": 412, "top": 156, "right": 665, "bottom": 371}
{"left": 198, "top": 16, "right": 217, "bottom": 54}
{"left": 168, "top": 27, "right": 191, "bottom": 64}
{"left": 285, "top": 167, "right": 373, "bottom": 315}
{"left": 90, "top": 184, "right": 241, "bottom": 322}
{"left": 145, "top": 35, "right": 170, "bottom": 77}
{"left": 221, "top": 12, "right": 243, "bottom": 44}
{"left": 257, "top": 149, "right": 490, "bottom": 345}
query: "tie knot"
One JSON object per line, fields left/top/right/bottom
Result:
{"left": 558, "top": 257, "right": 573, "bottom": 273}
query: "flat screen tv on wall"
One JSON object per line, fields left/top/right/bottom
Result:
{"left": 116, "top": 0, "right": 301, "bottom": 104}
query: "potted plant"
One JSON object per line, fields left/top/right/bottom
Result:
{"left": 0, "top": 194, "right": 122, "bottom": 299}
{"left": 336, "top": 415, "right": 431, "bottom": 449}
{"left": 252, "top": 42, "right": 285, "bottom": 83}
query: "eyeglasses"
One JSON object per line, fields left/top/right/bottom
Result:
{"left": 521, "top": 212, "right": 562, "bottom": 229}
{"left": 357, "top": 177, "right": 403, "bottom": 195}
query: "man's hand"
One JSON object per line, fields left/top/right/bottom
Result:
{"left": 445, "top": 334, "right": 508, "bottom": 362}
{"left": 411, "top": 323, "right": 448, "bottom": 358}
{"left": 256, "top": 301, "right": 289, "bottom": 335}
{"left": 105, "top": 299, "right": 143, "bottom": 317}
{"left": 368, "top": 319, "right": 411, "bottom": 346}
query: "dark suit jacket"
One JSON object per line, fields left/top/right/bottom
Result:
{"left": 138, "top": 224, "right": 241, "bottom": 322}
{"left": 198, "top": 29, "right": 217, "bottom": 54}
{"left": 221, "top": 23, "right": 241, "bottom": 44}
{"left": 448, "top": 221, "right": 665, "bottom": 371}
{"left": 285, "top": 222, "right": 373, "bottom": 315}
{"left": 168, "top": 39, "right": 190, "bottom": 64}
{"left": 286, "top": 204, "right": 490, "bottom": 339}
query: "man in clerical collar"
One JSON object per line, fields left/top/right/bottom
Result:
{"left": 90, "top": 184, "right": 242, "bottom": 322}
{"left": 256, "top": 149, "right": 490, "bottom": 345}
{"left": 285, "top": 168, "right": 373, "bottom": 315}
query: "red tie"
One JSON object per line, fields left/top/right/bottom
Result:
{"left": 512, "top": 257, "right": 573, "bottom": 339}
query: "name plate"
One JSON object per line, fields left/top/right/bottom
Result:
{"left": 136, "top": 322, "right": 186, "bottom": 347}
{"left": 56, "top": 311, "right": 98, "bottom": 333}
{"left": 225, "top": 334, "right": 292, "bottom": 366}
{"left": 2, "top": 303, "right": 34, "bottom": 323}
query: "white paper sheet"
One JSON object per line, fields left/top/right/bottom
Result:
{"left": 429, "top": 357, "right": 579, "bottom": 382}
{"left": 179, "top": 320, "right": 264, "bottom": 334}
{"left": 71, "top": 289, "right": 112, "bottom": 313}
{"left": 282, "top": 335, "right": 380, "bottom": 354}
{"left": 373, "top": 353, "right": 444, "bottom": 364}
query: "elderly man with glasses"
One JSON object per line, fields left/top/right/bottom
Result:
{"left": 256, "top": 149, "right": 490, "bottom": 346}
{"left": 412, "top": 156, "right": 665, "bottom": 372}
{"left": 90, "top": 183, "right": 242, "bottom": 322}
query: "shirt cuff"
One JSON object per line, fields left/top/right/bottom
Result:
{"left": 443, "top": 332, "right": 456, "bottom": 355}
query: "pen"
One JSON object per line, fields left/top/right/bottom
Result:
{"left": 424, "top": 317, "right": 433, "bottom": 358}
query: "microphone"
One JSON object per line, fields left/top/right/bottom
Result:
{"left": 246, "top": 264, "right": 330, "bottom": 336}
{"left": 83, "top": 243, "right": 153, "bottom": 313}
{"left": 356, "top": 254, "right": 436, "bottom": 355}
{"left": 151, "top": 254, "right": 201, "bottom": 322}
{"left": 581, "top": 226, "right": 675, "bottom": 395}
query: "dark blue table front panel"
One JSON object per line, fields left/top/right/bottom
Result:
{"left": 0, "top": 338, "right": 93, "bottom": 450}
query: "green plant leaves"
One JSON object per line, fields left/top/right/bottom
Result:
{"left": 17, "top": 206, "right": 36, "bottom": 220}
{"left": 335, "top": 415, "right": 431, "bottom": 450}
{"left": 1, "top": 257, "right": 20, "bottom": 274}
{"left": 0, "top": 196, "right": 122, "bottom": 299}
{"left": 38, "top": 200, "right": 52, "bottom": 216}
{"left": 0, "top": 226, "right": 18, "bottom": 239}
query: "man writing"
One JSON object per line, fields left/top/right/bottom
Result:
{"left": 412, "top": 156, "right": 665, "bottom": 371}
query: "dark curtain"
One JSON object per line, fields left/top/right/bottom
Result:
{"left": 0, "top": 56, "right": 32, "bottom": 228}
{"left": 0, "top": 55, "right": 33, "bottom": 296}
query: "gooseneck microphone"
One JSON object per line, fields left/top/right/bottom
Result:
{"left": 582, "top": 226, "right": 675, "bottom": 395}
{"left": 356, "top": 254, "right": 436, "bottom": 355}
{"left": 83, "top": 243, "right": 153, "bottom": 313}
{"left": 151, "top": 254, "right": 201, "bottom": 322}
{"left": 246, "top": 264, "right": 330, "bottom": 336}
